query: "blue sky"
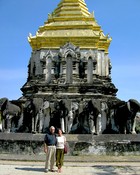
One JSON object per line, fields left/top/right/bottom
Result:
{"left": 0, "top": 0, "right": 140, "bottom": 102}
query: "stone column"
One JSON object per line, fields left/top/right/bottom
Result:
{"left": 35, "top": 52, "right": 42, "bottom": 76}
{"left": 93, "top": 50, "right": 97, "bottom": 75}
{"left": 101, "top": 51, "right": 105, "bottom": 76}
{"left": 87, "top": 57, "right": 93, "bottom": 83}
{"left": 84, "top": 61, "right": 88, "bottom": 81}
{"left": 74, "top": 53, "right": 80, "bottom": 81}
{"left": 30, "top": 51, "right": 35, "bottom": 77}
{"left": 105, "top": 53, "right": 109, "bottom": 77}
{"left": 61, "top": 60, "right": 66, "bottom": 82}
{"left": 60, "top": 61, "right": 63, "bottom": 78}
{"left": 97, "top": 51, "right": 102, "bottom": 76}
{"left": 45, "top": 56, "right": 52, "bottom": 83}
{"left": 66, "top": 55, "right": 73, "bottom": 83}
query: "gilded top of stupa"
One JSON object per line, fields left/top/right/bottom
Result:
{"left": 28, "top": 0, "right": 111, "bottom": 52}
{"left": 53, "top": 0, "right": 90, "bottom": 18}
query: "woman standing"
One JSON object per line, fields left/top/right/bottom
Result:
{"left": 56, "top": 128, "right": 66, "bottom": 173}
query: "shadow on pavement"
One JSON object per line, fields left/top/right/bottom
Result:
{"left": 15, "top": 167, "right": 44, "bottom": 172}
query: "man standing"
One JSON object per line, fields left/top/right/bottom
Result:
{"left": 44, "top": 126, "right": 57, "bottom": 173}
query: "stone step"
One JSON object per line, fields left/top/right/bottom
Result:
{"left": 1, "top": 154, "right": 140, "bottom": 163}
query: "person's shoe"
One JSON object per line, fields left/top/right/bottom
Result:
{"left": 50, "top": 169, "right": 55, "bottom": 172}
{"left": 44, "top": 169, "right": 49, "bottom": 173}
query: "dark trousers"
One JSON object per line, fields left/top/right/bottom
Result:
{"left": 56, "top": 149, "right": 64, "bottom": 167}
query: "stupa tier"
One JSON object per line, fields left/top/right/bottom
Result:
{"left": 28, "top": 0, "right": 111, "bottom": 51}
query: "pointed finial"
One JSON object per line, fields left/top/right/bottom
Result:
{"left": 29, "top": 33, "right": 32, "bottom": 37}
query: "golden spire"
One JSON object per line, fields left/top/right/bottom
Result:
{"left": 28, "top": 0, "right": 112, "bottom": 52}
{"left": 53, "top": 0, "right": 90, "bottom": 18}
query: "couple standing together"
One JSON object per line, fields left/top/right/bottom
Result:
{"left": 44, "top": 126, "right": 66, "bottom": 173}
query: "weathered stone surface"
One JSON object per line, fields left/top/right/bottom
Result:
{"left": 0, "top": 133, "right": 140, "bottom": 156}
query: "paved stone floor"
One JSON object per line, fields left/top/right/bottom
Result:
{"left": 0, "top": 161, "right": 140, "bottom": 175}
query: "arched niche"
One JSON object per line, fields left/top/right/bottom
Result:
{"left": 41, "top": 50, "right": 53, "bottom": 84}
{"left": 59, "top": 42, "right": 80, "bottom": 84}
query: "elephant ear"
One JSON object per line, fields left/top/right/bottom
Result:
{"left": 129, "top": 99, "right": 140, "bottom": 110}
{"left": 0, "top": 98, "right": 6, "bottom": 105}
{"left": 7, "top": 102, "right": 20, "bottom": 115}
{"left": 0, "top": 98, "right": 8, "bottom": 109}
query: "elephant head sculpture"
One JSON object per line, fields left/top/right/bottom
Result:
{"left": 70, "top": 100, "right": 100, "bottom": 134}
{"left": 114, "top": 99, "right": 140, "bottom": 134}
{"left": 22, "top": 97, "right": 44, "bottom": 133}
{"left": 0, "top": 97, "right": 21, "bottom": 132}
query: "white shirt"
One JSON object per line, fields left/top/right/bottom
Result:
{"left": 56, "top": 136, "right": 66, "bottom": 149}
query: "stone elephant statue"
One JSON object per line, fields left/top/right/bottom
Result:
{"left": 0, "top": 98, "right": 21, "bottom": 132}
{"left": 23, "top": 97, "right": 43, "bottom": 133}
{"left": 50, "top": 100, "right": 69, "bottom": 133}
{"left": 87, "top": 100, "right": 101, "bottom": 134}
{"left": 70, "top": 100, "right": 101, "bottom": 134}
{"left": 37, "top": 100, "right": 51, "bottom": 133}
{"left": 113, "top": 99, "right": 140, "bottom": 134}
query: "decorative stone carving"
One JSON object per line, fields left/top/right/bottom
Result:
{"left": 58, "top": 43, "right": 80, "bottom": 83}
{"left": 41, "top": 50, "right": 54, "bottom": 84}
{"left": 86, "top": 50, "right": 97, "bottom": 83}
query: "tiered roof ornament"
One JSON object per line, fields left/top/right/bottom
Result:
{"left": 53, "top": 0, "right": 90, "bottom": 17}
{"left": 28, "top": 0, "right": 111, "bottom": 52}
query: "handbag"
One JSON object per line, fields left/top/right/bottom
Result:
{"left": 64, "top": 144, "right": 68, "bottom": 154}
